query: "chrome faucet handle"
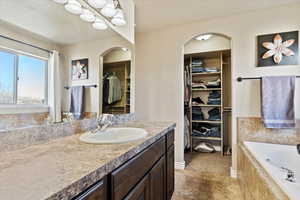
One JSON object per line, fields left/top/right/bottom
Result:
{"left": 96, "top": 114, "right": 114, "bottom": 132}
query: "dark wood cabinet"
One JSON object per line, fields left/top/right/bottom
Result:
{"left": 166, "top": 145, "right": 175, "bottom": 200}
{"left": 74, "top": 130, "right": 175, "bottom": 200}
{"left": 124, "top": 175, "right": 150, "bottom": 200}
{"left": 73, "top": 179, "right": 107, "bottom": 200}
{"left": 149, "top": 156, "right": 166, "bottom": 200}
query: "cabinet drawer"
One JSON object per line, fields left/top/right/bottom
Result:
{"left": 166, "top": 130, "right": 174, "bottom": 150}
{"left": 73, "top": 178, "right": 107, "bottom": 200}
{"left": 111, "top": 137, "right": 166, "bottom": 200}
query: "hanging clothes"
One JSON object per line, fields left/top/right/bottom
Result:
{"left": 108, "top": 74, "right": 122, "bottom": 104}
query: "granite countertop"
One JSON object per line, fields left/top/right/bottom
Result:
{"left": 0, "top": 121, "right": 175, "bottom": 200}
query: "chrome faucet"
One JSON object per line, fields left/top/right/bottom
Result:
{"left": 297, "top": 144, "right": 300, "bottom": 155}
{"left": 93, "top": 114, "right": 114, "bottom": 133}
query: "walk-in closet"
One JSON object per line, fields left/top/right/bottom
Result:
{"left": 102, "top": 48, "right": 131, "bottom": 114}
{"left": 184, "top": 34, "right": 232, "bottom": 156}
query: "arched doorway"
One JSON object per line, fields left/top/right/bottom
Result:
{"left": 183, "top": 33, "right": 233, "bottom": 171}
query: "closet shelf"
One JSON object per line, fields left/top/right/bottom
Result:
{"left": 192, "top": 120, "right": 223, "bottom": 124}
{"left": 192, "top": 136, "right": 222, "bottom": 141}
{"left": 192, "top": 72, "right": 221, "bottom": 76}
{"left": 192, "top": 88, "right": 222, "bottom": 91}
{"left": 192, "top": 104, "right": 221, "bottom": 107}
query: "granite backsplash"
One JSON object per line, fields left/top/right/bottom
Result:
{"left": 238, "top": 117, "right": 300, "bottom": 145}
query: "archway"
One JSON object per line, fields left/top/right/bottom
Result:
{"left": 182, "top": 33, "right": 233, "bottom": 172}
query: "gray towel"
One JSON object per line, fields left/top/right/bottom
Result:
{"left": 70, "top": 86, "right": 85, "bottom": 120}
{"left": 261, "top": 76, "right": 296, "bottom": 128}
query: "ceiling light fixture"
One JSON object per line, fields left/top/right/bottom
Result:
{"left": 80, "top": 9, "right": 96, "bottom": 22}
{"left": 92, "top": 18, "right": 108, "bottom": 30}
{"left": 53, "top": 0, "right": 68, "bottom": 4}
{"left": 111, "top": 8, "right": 126, "bottom": 26}
{"left": 122, "top": 47, "right": 128, "bottom": 52}
{"left": 195, "top": 34, "right": 212, "bottom": 41}
{"left": 101, "top": 0, "right": 117, "bottom": 17}
{"left": 65, "top": 0, "right": 82, "bottom": 15}
{"left": 88, "top": 0, "right": 107, "bottom": 8}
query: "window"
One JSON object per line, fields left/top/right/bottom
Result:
{"left": 0, "top": 50, "right": 47, "bottom": 105}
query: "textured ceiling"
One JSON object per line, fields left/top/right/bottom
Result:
{"left": 0, "top": 0, "right": 117, "bottom": 45}
{"left": 134, "top": 0, "right": 300, "bottom": 32}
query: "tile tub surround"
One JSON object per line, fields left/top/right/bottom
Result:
{"left": 0, "top": 112, "right": 48, "bottom": 130}
{"left": 238, "top": 144, "right": 289, "bottom": 200}
{"left": 0, "top": 113, "right": 136, "bottom": 152}
{"left": 238, "top": 117, "right": 300, "bottom": 145}
{"left": 0, "top": 121, "right": 175, "bottom": 200}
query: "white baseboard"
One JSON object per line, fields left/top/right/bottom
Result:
{"left": 230, "top": 167, "right": 238, "bottom": 178}
{"left": 175, "top": 161, "right": 185, "bottom": 170}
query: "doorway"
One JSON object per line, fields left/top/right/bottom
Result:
{"left": 101, "top": 47, "right": 132, "bottom": 114}
{"left": 183, "top": 33, "right": 232, "bottom": 167}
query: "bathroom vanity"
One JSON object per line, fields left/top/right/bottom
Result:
{"left": 74, "top": 130, "right": 174, "bottom": 200}
{"left": 0, "top": 121, "right": 175, "bottom": 200}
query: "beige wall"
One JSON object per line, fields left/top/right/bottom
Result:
{"left": 61, "top": 36, "right": 134, "bottom": 114}
{"left": 135, "top": 3, "right": 300, "bottom": 171}
{"left": 184, "top": 34, "right": 230, "bottom": 54}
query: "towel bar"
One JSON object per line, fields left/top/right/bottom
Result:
{"left": 237, "top": 76, "right": 300, "bottom": 82}
{"left": 64, "top": 85, "right": 97, "bottom": 89}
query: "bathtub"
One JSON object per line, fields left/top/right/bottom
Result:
{"left": 244, "top": 141, "right": 300, "bottom": 200}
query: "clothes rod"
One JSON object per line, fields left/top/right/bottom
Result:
{"left": 64, "top": 85, "right": 98, "bottom": 90}
{"left": 237, "top": 76, "right": 300, "bottom": 82}
{"left": 0, "top": 34, "right": 52, "bottom": 54}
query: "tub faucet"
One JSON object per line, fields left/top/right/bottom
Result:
{"left": 297, "top": 144, "right": 300, "bottom": 155}
{"left": 94, "top": 114, "right": 114, "bottom": 132}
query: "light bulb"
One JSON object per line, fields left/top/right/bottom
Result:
{"left": 53, "top": 0, "right": 68, "bottom": 4}
{"left": 88, "top": 0, "right": 107, "bottom": 8}
{"left": 195, "top": 34, "right": 212, "bottom": 41}
{"left": 65, "top": 0, "right": 82, "bottom": 15}
{"left": 93, "top": 18, "right": 108, "bottom": 30}
{"left": 111, "top": 9, "right": 126, "bottom": 26}
{"left": 101, "top": 2, "right": 116, "bottom": 17}
{"left": 80, "top": 9, "right": 96, "bottom": 22}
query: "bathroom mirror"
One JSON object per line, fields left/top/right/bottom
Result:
{"left": 101, "top": 47, "right": 132, "bottom": 114}
{"left": 0, "top": 0, "right": 135, "bottom": 130}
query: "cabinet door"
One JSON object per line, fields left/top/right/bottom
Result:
{"left": 73, "top": 179, "right": 107, "bottom": 200}
{"left": 166, "top": 145, "right": 174, "bottom": 200}
{"left": 124, "top": 175, "right": 150, "bottom": 200}
{"left": 149, "top": 156, "right": 166, "bottom": 200}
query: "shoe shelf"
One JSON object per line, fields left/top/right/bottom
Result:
{"left": 192, "top": 104, "right": 222, "bottom": 107}
{"left": 192, "top": 120, "right": 222, "bottom": 124}
{"left": 192, "top": 72, "right": 221, "bottom": 76}
{"left": 192, "top": 136, "right": 222, "bottom": 141}
{"left": 192, "top": 88, "right": 222, "bottom": 91}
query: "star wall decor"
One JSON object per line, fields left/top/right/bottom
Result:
{"left": 257, "top": 31, "right": 298, "bottom": 67}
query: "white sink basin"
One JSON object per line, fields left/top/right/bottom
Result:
{"left": 79, "top": 128, "right": 148, "bottom": 144}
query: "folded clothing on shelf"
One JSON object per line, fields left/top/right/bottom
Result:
{"left": 192, "top": 123, "right": 221, "bottom": 138}
{"left": 194, "top": 142, "right": 215, "bottom": 153}
{"left": 207, "top": 91, "right": 221, "bottom": 105}
{"left": 192, "top": 67, "right": 206, "bottom": 73}
{"left": 208, "top": 107, "right": 221, "bottom": 121}
{"left": 192, "top": 67, "right": 220, "bottom": 73}
{"left": 206, "top": 78, "right": 221, "bottom": 88}
{"left": 191, "top": 58, "right": 203, "bottom": 67}
{"left": 192, "top": 97, "right": 205, "bottom": 105}
{"left": 192, "top": 107, "right": 204, "bottom": 120}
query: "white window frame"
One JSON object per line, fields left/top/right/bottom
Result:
{"left": 0, "top": 47, "right": 49, "bottom": 114}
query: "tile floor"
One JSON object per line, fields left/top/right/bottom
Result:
{"left": 172, "top": 152, "right": 244, "bottom": 200}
